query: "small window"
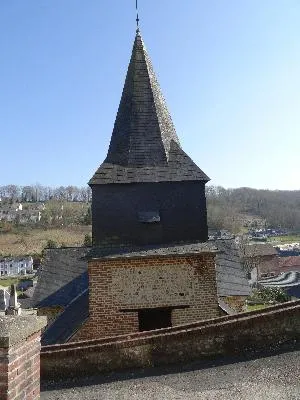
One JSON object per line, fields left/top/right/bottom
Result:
{"left": 138, "top": 308, "right": 172, "bottom": 331}
{"left": 138, "top": 211, "right": 160, "bottom": 223}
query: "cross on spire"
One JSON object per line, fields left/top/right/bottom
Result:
{"left": 136, "top": 0, "right": 140, "bottom": 32}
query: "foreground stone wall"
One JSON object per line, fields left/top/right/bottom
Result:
{"left": 73, "top": 253, "right": 219, "bottom": 341}
{"left": 0, "top": 316, "right": 46, "bottom": 400}
{"left": 41, "top": 300, "right": 300, "bottom": 380}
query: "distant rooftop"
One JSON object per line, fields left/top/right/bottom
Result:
{"left": 242, "top": 243, "right": 278, "bottom": 258}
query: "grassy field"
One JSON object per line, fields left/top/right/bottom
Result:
{"left": 0, "top": 226, "right": 92, "bottom": 257}
{"left": 268, "top": 234, "right": 300, "bottom": 244}
{"left": 0, "top": 277, "right": 23, "bottom": 288}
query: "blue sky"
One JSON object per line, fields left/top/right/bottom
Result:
{"left": 0, "top": 1, "right": 299, "bottom": 190}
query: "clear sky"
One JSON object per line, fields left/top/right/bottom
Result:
{"left": 0, "top": 1, "right": 299, "bottom": 190}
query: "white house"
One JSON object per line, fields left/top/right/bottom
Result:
{"left": 0, "top": 203, "right": 41, "bottom": 224}
{"left": 0, "top": 256, "right": 34, "bottom": 276}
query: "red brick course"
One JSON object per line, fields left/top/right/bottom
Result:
{"left": 0, "top": 332, "right": 42, "bottom": 400}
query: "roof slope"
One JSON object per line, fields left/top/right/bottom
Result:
{"left": 30, "top": 247, "right": 89, "bottom": 308}
{"left": 242, "top": 243, "right": 278, "bottom": 258}
{"left": 90, "top": 31, "right": 209, "bottom": 185}
{"left": 215, "top": 240, "right": 251, "bottom": 297}
{"left": 259, "top": 271, "right": 300, "bottom": 288}
{"left": 34, "top": 241, "right": 250, "bottom": 344}
{"left": 279, "top": 256, "right": 300, "bottom": 269}
{"left": 41, "top": 290, "right": 89, "bottom": 345}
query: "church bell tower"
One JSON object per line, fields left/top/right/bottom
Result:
{"left": 89, "top": 29, "right": 210, "bottom": 246}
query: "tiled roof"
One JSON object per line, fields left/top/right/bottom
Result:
{"left": 89, "top": 31, "right": 209, "bottom": 185}
{"left": 30, "top": 247, "right": 89, "bottom": 308}
{"left": 259, "top": 271, "right": 300, "bottom": 288}
{"left": 41, "top": 290, "right": 89, "bottom": 345}
{"left": 215, "top": 240, "right": 251, "bottom": 297}
{"left": 34, "top": 240, "right": 251, "bottom": 344}
{"left": 242, "top": 243, "right": 278, "bottom": 258}
{"left": 279, "top": 256, "right": 300, "bottom": 269}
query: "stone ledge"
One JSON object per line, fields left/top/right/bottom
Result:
{"left": 0, "top": 316, "right": 47, "bottom": 348}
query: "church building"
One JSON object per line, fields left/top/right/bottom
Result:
{"left": 31, "top": 28, "right": 251, "bottom": 345}
{"left": 73, "top": 29, "right": 221, "bottom": 340}
{"left": 90, "top": 30, "right": 210, "bottom": 247}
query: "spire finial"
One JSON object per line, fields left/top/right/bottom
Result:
{"left": 136, "top": 0, "right": 140, "bottom": 32}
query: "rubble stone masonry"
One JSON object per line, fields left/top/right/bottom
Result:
{"left": 74, "top": 253, "right": 219, "bottom": 341}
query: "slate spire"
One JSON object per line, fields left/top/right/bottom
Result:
{"left": 90, "top": 31, "right": 209, "bottom": 185}
{"left": 105, "top": 30, "right": 180, "bottom": 167}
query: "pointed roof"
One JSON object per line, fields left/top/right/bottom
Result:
{"left": 90, "top": 30, "right": 209, "bottom": 185}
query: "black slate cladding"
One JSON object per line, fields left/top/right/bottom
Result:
{"left": 30, "top": 247, "right": 89, "bottom": 308}
{"left": 90, "top": 30, "right": 210, "bottom": 245}
{"left": 89, "top": 31, "right": 209, "bottom": 185}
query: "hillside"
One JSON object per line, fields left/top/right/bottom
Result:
{"left": 206, "top": 186, "right": 300, "bottom": 233}
{"left": 0, "top": 226, "right": 91, "bottom": 257}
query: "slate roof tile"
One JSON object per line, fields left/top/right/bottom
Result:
{"left": 30, "top": 247, "right": 89, "bottom": 308}
{"left": 89, "top": 31, "right": 209, "bottom": 185}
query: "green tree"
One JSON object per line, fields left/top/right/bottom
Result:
{"left": 83, "top": 234, "right": 92, "bottom": 247}
{"left": 46, "top": 239, "right": 58, "bottom": 249}
{"left": 83, "top": 206, "right": 92, "bottom": 225}
{"left": 250, "top": 287, "right": 290, "bottom": 304}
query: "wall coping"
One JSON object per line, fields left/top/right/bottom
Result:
{"left": 0, "top": 315, "right": 47, "bottom": 348}
{"left": 42, "top": 299, "right": 300, "bottom": 354}
{"left": 88, "top": 242, "right": 219, "bottom": 261}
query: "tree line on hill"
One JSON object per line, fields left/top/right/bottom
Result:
{"left": 1, "top": 184, "right": 299, "bottom": 232}
{"left": 206, "top": 186, "right": 300, "bottom": 232}
{"left": 0, "top": 184, "right": 91, "bottom": 203}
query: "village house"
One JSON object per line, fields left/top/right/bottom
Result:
{"left": 0, "top": 203, "right": 41, "bottom": 224}
{"left": 0, "top": 256, "right": 34, "bottom": 276}
{"left": 241, "top": 243, "right": 280, "bottom": 283}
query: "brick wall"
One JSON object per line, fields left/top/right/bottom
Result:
{"left": 0, "top": 316, "right": 46, "bottom": 400}
{"left": 41, "top": 300, "right": 300, "bottom": 380}
{"left": 73, "top": 253, "right": 219, "bottom": 341}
